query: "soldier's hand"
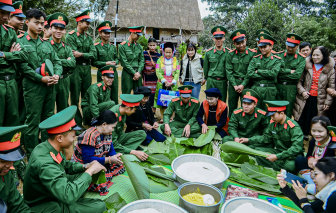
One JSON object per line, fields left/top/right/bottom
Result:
{"left": 291, "top": 69, "right": 296, "bottom": 74}
{"left": 164, "top": 124, "right": 171, "bottom": 136}
{"left": 142, "top": 123, "right": 152, "bottom": 131}
{"left": 106, "top": 61, "right": 114, "bottom": 65}
{"left": 85, "top": 160, "right": 107, "bottom": 176}
{"left": 237, "top": 85, "right": 244, "bottom": 93}
{"left": 111, "top": 61, "right": 116, "bottom": 65}
{"left": 239, "top": 138, "right": 249, "bottom": 144}
{"left": 41, "top": 76, "right": 52, "bottom": 84}
{"left": 234, "top": 85, "right": 239, "bottom": 92}
{"left": 72, "top": 50, "right": 83, "bottom": 58}
{"left": 234, "top": 138, "right": 240, "bottom": 143}
{"left": 109, "top": 155, "right": 123, "bottom": 165}
{"left": 201, "top": 123, "right": 209, "bottom": 134}
{"left": 266, "top": 154, "right": 278, "bottom": 162}
{"left": 67, "top": 57, "right": 71, "bottom": 60}
{"left": 10, "top": 42, "right": 21, "bottom": 52}
{"left": 255, "top": 70, "right": 258, "bottom": 73}
{"left": 134, "top": 72, "right": 141, "bottom": 80}
{"left": 153, "top": 122, "right": 159, "bottom": 129}
{"left": 53, "top": 75, "right": 59, "bottom": 83}
{"left": 182, "top": 124, "right": 191, "bottom": 138}
{"left": 131, "top": 150, "right": 148, "bottom": 161}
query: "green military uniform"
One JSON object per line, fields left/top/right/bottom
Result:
{"left": 254, "top": 29, "right": 273, "bottom": 56}
{"left": 276, "top": 34, "right": 306, "bottom": 117}
{"left": 247, "top": 34, "right": 281, "bottom": 111}
{"left": 222, "top": 89, "right": 270, "bottom": 148}
{"left": 65, "top": 10, "right": 96, "bottom": 127}
{"left": 110, "top": 94, "right": 146, "bottom": 153}
{"left": 24, "top": 106, "right": 106, "bottom": 213}
{"left": 119, "top": 26, "right": 145, "bottom": 94}
{"left": 255, "top": 101, "right": 304, "bottom": 173}
{"left": 18, "top": 32, "right": 62, "bottom": 159}
{"left": 160, "top": 85, "right": 202, "bottom": 138}
{"left": 48, "top": 13, "right": 76, "bottom": 112}
{"left": 81, "top": 65, "right": 116, "bottom": 125}
{"left": 92, "top": 21, "right": 119, "bottom": 104}
{"left": 204, "top": 26, "right": 230, "bottom": 102}
{"left": 0, "top": 125, "right": 33, "bottom": 213}
{"left": 226, "top": 29, "right": 256, "bottom": 117}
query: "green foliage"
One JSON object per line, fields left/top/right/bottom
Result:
{"left": 168, "top": 143, "right": 186, "bottom": 160}
{"left": 194, "top": 126, "right": 216, "bottom": 147}
{"left": 221, "top": 152, "right": 250, "bottom": 164}
{"left": 146, "top": 154, "right": 171, "bottom": 166}
{"left": 240, "top": 163, "right": 279, "bottom": 185}
{"left": 103, "top": 192, "right": 126, "bottom": 212}
{"left": 221, "top": 142, "right": 269, "bottom": 157}
{"left": 137, "top": 36, "right": 148, "bottom": 51}
{"left": 91, "top": 170, "right": 107, "bottom": 184}
{"left": 147, "top": 140, "right": 168, "bottom": 154}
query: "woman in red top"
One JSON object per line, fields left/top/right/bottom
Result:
{"left": 294, "top": 46, "right": 335, "bottom": 137}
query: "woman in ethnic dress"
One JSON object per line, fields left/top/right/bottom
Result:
{"left": 73, "top": 110, "right": 125, "bottom": 195}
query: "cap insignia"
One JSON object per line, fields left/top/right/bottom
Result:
{"left": 87, "top": 12, "right": 90, "bottom": 15}
{"left": 11, "top": 132, "right": 21, "bottom": 142}
{"left": 260, "top": 36, "right": 264, "bottom": 40}
{"left": 216, "top": 28, "right": 221, "bottom": 32}
{"left": 260, "top": 31, "right": 264, "bottom": 34}
{"left": 291, "top": 36, "right": 295, "bottom": 40}
{"left": 246, "top": 91, "right": 251, "bottom": 96}
{"left": 330, "top": 130, "right": 336, "bottom": 137}
{"left": 106, "top": 23, "right": 109, "bottom": 27}
{"left": 109, "top": 67, "right": 113, "bottom": 71}
{"left": 184, "top": 87, "right": 189, "bottom": 91}
{"left": 58, "top": 16, "right": 63, "bottom": 21}
{"left": 19, "top": 5, "right": 22, "bottom": 10}
{"left": 236, "top": 32, "right": 241, "bottom": 36}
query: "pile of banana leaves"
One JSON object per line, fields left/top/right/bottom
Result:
{"left": 221, "top": 142, "right": 282, "bottom": 195}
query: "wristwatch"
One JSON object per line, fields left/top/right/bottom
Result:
{"left": 0, "top": 52, "right": 5, "bottom": 58}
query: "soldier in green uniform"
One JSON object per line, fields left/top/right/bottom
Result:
{"left": 276, "top": 34, "right": 306, "bottom": 117}
{"left": 8, "top": 1, "right": 25, "bottom": 35}
{"left": 119, "top": 26, "right": 145, "bottom": 94}
{"left": 65, "top": 9, "right": 96, "bottom": 128}
{"left": 24, "top": 106, "right": 107, "bottom": 213}
{"left": 81, "top": 65, "right": 115, "bottom": 125}
{"left": 48, "top": 13, "right": 76, "bottom": 112}
{"left": 203, "top": 26, "right": 230, "bottom": 102}
{"left": 226, "top": 29, "right": 256, "bottom": 117}
{"left": 42, "top": 15, "right": 51, "bottom": 41}
{"left": 222, "top": 89, "right": 270, "bottom": 149}
{"left": 254, "top": 29, "right": 271, "bottom": 55}
{"left": 161, "top": 85, "right": 201, "bottom": 138}
{"left": 92, "top": 21, "right": 119, "bottom": 104}
{"left": 247, "top": 33, "right": 282, "bottom": 111}
{"left": 110, "top": 94, "right": 148, "bottom": 161}
{"left": 0, "top": 125, "right": 33, "bottom": 212}
{"left": 254, "top": 101, "right": 304, "bottom": 173}
{"left": 18, "top": 9, "right": 62, "bottom": 159}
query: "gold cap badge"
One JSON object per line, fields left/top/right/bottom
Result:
{"left": 216, "top": 28, "right": 221, "bottom": 32}
{"left": 237, "top": 32, "right": 241, "bottom": 36}
{"left": 184, "top": 87, "right": 189, "bottom": 91}
{"left": 246, "top": 91, "right": 251, "bottom": 96}
{"left": 109, "top": 67, "right": 113, "bottom": 71}
{"left": 19, "top": 5, "right": 22, "bottom": 10}
{"left": 291, "top": 36, "right": 295, "bottom": 40}
{"left": 58, "top": 16, "right": 63, "bottom": 21}
{"left": 331, "top": 130, "right": 336, "bottom": 137}
{"left": 11, "top": 132, "right": 21, "bottom": 142}
{"left": 106, "top": 23, "right": 109, "bottom": 27}
{"left": 260, "top": 36, "right": 264, "bottom": 40}
{"left": 87, "top": 12, "right": 90, "bottom": 15}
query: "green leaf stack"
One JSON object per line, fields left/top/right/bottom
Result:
{"left": 221, "top": 141, "right": 269, "bottom": 157}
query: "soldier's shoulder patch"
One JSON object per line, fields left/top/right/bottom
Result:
{"left": 270, "top": 120, "right": 275, "bottom": 123}
{"left": 274, "top": 55, "right": 282, "bottom": 59}
{"left": 257, "top": 109, "right": 266, "bottom": 115}
{"left": 298, "top": 52, "right": 307, "bottom": 58}
{"left": 172, "top": 98, "right": 180, "bottom": 102}
{"left": 248, "top": 48, "right": 257, "bottom": 53}
{"left": 206, "top": 47, "right": 214, "bottom": 52}
{"left": 97, "top": 83, "right": 102, "bottom": 87}
{"left": 120, "top": 41, "right": 126, "bottom": 45}
{"left": 287, "top": 120, "right": 295, "bottom": 128}
{"left": 4, "top": 24, "right": 14, "bottom": 29}
{"left": 271, "top": 50, "right": 277, "bottom": 54}
{"left": 229, "top": 48, "right": 236, "bottom": 53}
{"left": 17, "top": 34, "right": 24, "bottom": 38}
{"left": 94, "top": 42, "right": 100, "bottom": 46}
{"left": 275, "top": 50, "right": 285, "bottom": 54}
{"left": 253, "top": 54, "right": 261, "bottom": 58}
{"left": 191, "top": 99, "right": 199, "bottom": 104}
{"left": 68, "top": 30, "right": 75, "bottom": 35}
{"left": 234, "top": 109, "right": 243, "bottom": 114}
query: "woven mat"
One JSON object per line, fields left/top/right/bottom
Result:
{"left": 84, "top": 165, "right": 302, "bottom": 213}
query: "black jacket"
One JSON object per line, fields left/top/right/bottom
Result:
{"left": 126, "top": 101, "right": 156, "bottom": 132}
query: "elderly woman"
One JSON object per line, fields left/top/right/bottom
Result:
{"left": 73, "top": 110, "right": 125, "bottom": 195}
{"left": 142, "top": 38, "right": 161, "bottom": 108}
{"left": 293, "top": 46, "right": 335, "bottom": 137}
{"left": 277, "top": 157, "right": 336, "bottom": 213}
{"left": 180, "top": 43, "right": 205, "bottom": 99}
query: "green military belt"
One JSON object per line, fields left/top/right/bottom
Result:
{"left": 256, "top": 83, "right": 275, "bottom": 87}
{"left": 0, "top": 74, "right": 16, "bottom": 81}
{"left": 277, "top": 81, "right": 297, "bottom": 85}
{"left": 76, "top": 61, "right": 91, "bottom": 66}
{"left": 209, "top": 76, "right": 226, "bottom": 81}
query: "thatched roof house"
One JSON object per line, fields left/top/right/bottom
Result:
{"left": 105, "top": 0, "right": 204, "bottom": 43}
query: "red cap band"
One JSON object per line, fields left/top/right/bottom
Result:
{"left": 332, "top": 137, "right": 336, "bottom": 142}
{"left": 122, "top": 100, "right": 140, "bottom": 107}
{"left": 11, "top": 9, "right": 22, "bottom": 14}
{"left": 76, "top": 15, "right": 90, "bottom": 22}
{"left": 50, "top": 20, "right": 66, "bottom": 26}
{"left": 287, "top": 38, "right": 300, "bottom": 44}
{"left": 102, "top": 70, "right": 114, "bottom": 75}
{"left": 47, "top": 119, "right": 77, "bottom": 134}
{"left": 0, "top": 139, "right": 20, "bottom": 151}
{"left": 213, "top": 31, "right": 225, "bottom": 35}
{"left": 259, "top": 39, "right": 274, "bottom": 45}
{"left": 44, "top": 21, "right": 48, "bottom": 26}
{"left": 232, "top": 34, "right": 246, "bottom": 41}
{"left": 129, "top": 29, "right": 141, "bottom": 33}
{"left": 179, "top": 89, "right": 192, "bottom": 94}
{"left": 99, "top": 26, "right": 111, "bottom": 32}
{"left": 0, "top": 0, "right": 12, "bottom": 4}
{"left": 267, "top": 106, "right": 286, "bottom": 112}
{"left": 243, "top": 95, "right": 258, "bottom": 103}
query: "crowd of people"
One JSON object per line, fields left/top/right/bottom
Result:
{"left": 1, "top": 0, "right": 336, "bottom": 212}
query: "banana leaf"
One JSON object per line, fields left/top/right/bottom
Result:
{"left": 221, "top": 142, "right": 269, "bottom": 157}
{"left": 138, "top": 161, "right": 154, "bottom": 168}
{"left": 103, "top": 210, "right": 116, "bottom": 213}
{"left": 240, "top": 162, "right": 279, "bottom": 185}
{"left": 148, "top": 174, "right": 169, "bottom": 186}
{"left": 168, "top": 143, "right": 185, "bottom": 161}
{"left": 149, "top": 179, "right": 178, "bottom": 193}
{"left": 164, "top": 134, "right": 176, "bottom": 145}
{"left": 221, "top": 152, "right": 250, "bottom": 164}
{"left": 146, "top": 154, "right": 171, "bottom": 165}
{"left": 201, "top": 143, "right": 213, "bottom": 156}
{"left": 121, "top": 155, "right": 150, "bottom": 200}
{"left": 91, "top": 170, "right": 107, "bottom": 184}
{"left": 104, "top": 192, "right": 126, "bottom": 212}
{"left": 194, "top": 126, "right": 216, "bottom": 147}
{"left": 147, "top": 140, "right": 169, "bottom": 154}
{"left": 179, "top": 138, "right": 194, "bottom": 146}
{"left": 213, "top": 133, "right": 222, "bottom": 141}
{"left": 230, "top": 168, "right": 281, "bottom": 194}
{"left": 142, "top": 167, "right": 176, "bottom": 182}
{"left": 183, "top": 143, "right": 213, "bottom": 156}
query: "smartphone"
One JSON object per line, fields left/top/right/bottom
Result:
{"left": 282, "top": 169, "right": 308, "bottom": 187}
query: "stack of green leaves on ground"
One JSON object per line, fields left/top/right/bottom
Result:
{"left": 103, "top": 192, "right": 126, "bottom": 213}
{"left": 91, "top": 170, "right": 107, "bottom": 184}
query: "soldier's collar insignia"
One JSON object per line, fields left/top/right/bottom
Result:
{"left": 11, "top": 132, "right": 21, "bottom": 142}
